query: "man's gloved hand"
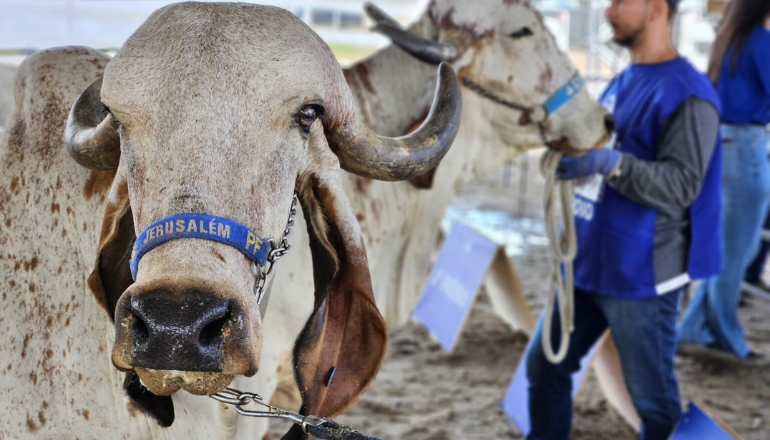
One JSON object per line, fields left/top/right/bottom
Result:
{"left": 555, "top": 149, "right": 621, "bottom": 180}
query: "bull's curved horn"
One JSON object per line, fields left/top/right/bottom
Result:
{"left": 65, "top": 76, "right": 120, "bottom": 170}
{"left": 327, "top": 62, "right": 461, "bottom": 181}
{"left": 364, "top": 2, "right": 459, "bottom": 65}
{"left": 363, "top": 2, "right": 400, "bottom": 28}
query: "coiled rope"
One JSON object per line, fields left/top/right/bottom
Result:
{"left": 538, "top": 150, "right": 577, "bottom": 363}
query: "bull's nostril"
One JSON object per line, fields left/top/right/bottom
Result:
{"left": 132, "top": 315, "right": 150, "bottom": 345}
{"left": 126, "top": 292, "right": 237, "bottom": 371}
{"left": 199, "top": 307, "right": 231, "bottom": 348}
{"left": 604, "top": 114, "right": 616, "bottom": 133}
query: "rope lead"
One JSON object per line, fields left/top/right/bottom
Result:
{"left": 539, "top": 150, "right": 577, "bottom": 364}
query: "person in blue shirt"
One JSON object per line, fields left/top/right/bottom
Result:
{"left": 678, "top": 0, "right": 770, "bottom": 360}
{"left": 524, "top": 0, "right": 721, "bottom": 439}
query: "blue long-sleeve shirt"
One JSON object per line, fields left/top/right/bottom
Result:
{"left": 717, "top": 25, "right": 770, "bottom": 125}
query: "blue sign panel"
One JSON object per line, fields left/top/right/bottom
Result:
{"left": 502, "top": 315, "right": 600, "bottom": 437}
{"left": 413, "top": 222, "right": 499, "bottom": 352}
{"left": 670, "top": 402, "right": 733, "bottom": 440}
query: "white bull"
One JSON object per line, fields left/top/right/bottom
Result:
{"left": 0, "top": 2, "right": 462, "bottom": 439}
{"left": 264, "top": 0, "right": 611, "bottom": 413}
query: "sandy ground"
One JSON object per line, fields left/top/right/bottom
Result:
{"left": 268, "top": 152, "right": 769, "bottom": 440}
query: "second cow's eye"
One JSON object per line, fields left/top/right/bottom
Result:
{"left": 509, "top": 27, "right": 534, "bottom": 39}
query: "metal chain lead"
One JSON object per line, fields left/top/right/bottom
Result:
{"left": 211, "top": 388, "right": 325, "bottom": 431}
{"left": 211, "top": 388, "right": 385, "bottom": 439}
{"left": 255, "top": 192, "right": 298, "bottom": 304}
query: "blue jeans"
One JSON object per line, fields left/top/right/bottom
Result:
{"left": 679, "top": 124, "right": 770, "bottom": 358}
{"left": 526, "top": 288, "right": 682, "bottom": 440}
{"left": 741, "top": 130, "right": 770, "bottom": 283}
{"left": 744, "top": 202, "right": 770, "bottom": 282}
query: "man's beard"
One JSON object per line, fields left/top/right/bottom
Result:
{"left": 613, "top": 26, "right": 644, "bottom": 48}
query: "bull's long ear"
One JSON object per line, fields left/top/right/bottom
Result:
{"left": 87, "top": 162, "right": 134, "bottom": 321}
{"left": 86, "top": 162, "right": 176, "bottom": 427}
{"left": 289, "top": 121, "right": 387, "bottom": 429}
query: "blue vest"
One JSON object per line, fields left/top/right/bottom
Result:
{"left": 573, "top": 58, "right": 722, "bottom": 298}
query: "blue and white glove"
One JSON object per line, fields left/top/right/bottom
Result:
{"left": 555, "top": 149, "right": 621, "bottom": 180}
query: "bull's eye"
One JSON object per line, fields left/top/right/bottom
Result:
{"left": 297, "top": 105, "right": 323, "bottom": 133}
{"left": 509, "top": 27, "right": 534, "bottom": 39}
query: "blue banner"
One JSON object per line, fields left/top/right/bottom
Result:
{"left": 413, "top": 222, "right": 499, "bottom": 352}
{"left": 502, "top": 315, "right": 600, "bottom": 437}
{"left": 670, "top": 402, "right": 733, "bottom": 440}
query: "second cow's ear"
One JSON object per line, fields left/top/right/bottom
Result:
{"left": 408, "top": 165, "right": 439, "bottom": 189}
{"left": 404, "top": 115, "right": 441, "bottom": 189}
{"left": 287, "top": 122, "right": 387, "bottom": 440}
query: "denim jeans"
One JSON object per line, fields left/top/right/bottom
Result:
{"left": 679, "top": 124, "right": 770, "bottom": 358}
{"left": 744, "top": 202, "right": 770, "bottom": 283}
{"left": 525, "top": 288, "right": 682, "bottom": 440}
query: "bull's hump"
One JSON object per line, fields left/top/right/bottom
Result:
{"left": 138, "top": 2, "right": 309, "bottom": 48}
{"left": 2, "top": 48, "right": 109, "bottom": 167}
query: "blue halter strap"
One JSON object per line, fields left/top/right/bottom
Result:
{"left": 542, "top": 72, "right": 585, "bottom": 116}
{"left": 129, "top": 213, "right": 272, "bottom": 280}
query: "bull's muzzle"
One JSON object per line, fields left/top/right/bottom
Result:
{"left": 112, "top": 281, "right": 260, "bottom": 395}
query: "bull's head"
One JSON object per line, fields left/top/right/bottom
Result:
{"left": 366, "top": 0, "right": 612, "bottom": 154}
{"left": 64, "top": 2, "right": 460, "bottom": 421}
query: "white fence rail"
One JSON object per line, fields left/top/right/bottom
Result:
{"left": 0, "top": 0, "right": 428, "bottom": 51}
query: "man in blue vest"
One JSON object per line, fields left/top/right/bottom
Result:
{"left": 524, "top": 0, "right": 721, "bottom": 439}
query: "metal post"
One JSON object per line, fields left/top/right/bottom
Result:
{"left": 518, "top": 155, "right": 529, "bottom": 216}
{"left": 332, "top": 9, "right": 341, "bottom": 30}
